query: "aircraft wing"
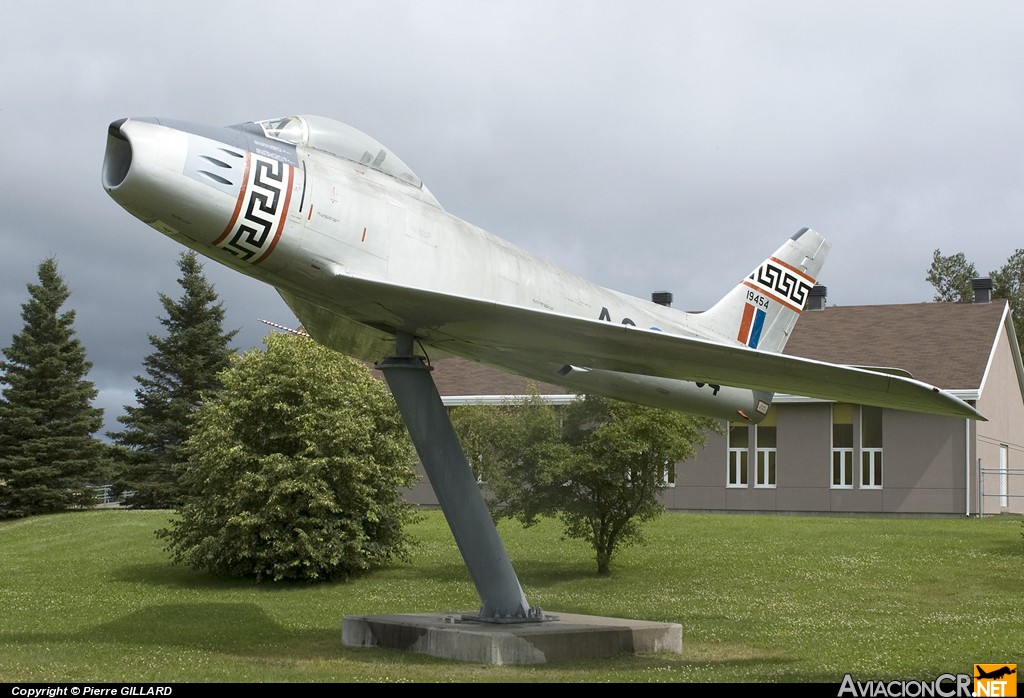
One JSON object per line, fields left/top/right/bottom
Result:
{"left": 279, "top": 273, "right": 984, "bottom": 421}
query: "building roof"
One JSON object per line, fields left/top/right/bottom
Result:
{"left": 416, "top": 299, "right": 1015, "bottom": 399}
{"left": 784, "top": 300, "right": 1010, "bottom": 390}
{"left": 427, "top": 355, "right": 570, "bottom": 398}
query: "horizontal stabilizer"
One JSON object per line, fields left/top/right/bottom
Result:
{"left": 846, "top": 365, "right": 915, "bottom": 379}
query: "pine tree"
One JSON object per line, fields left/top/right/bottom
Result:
{"left": 0, "top": 258, "right": 105, "bottom": 518}
{"left": 110, "top": 251, "right": 237, "bottom": 508}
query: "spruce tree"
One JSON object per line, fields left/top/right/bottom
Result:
{"left": 0, "top": 258, "right": 105, "bottom": 518}
{"left": 110, "top": 251, "right": 237, "bottom": 508}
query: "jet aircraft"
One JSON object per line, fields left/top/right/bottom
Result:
{"left": 102, "top": 115, "right": 982, "bottom": 423}
{"left": 975, "top": 666, "right": 1016, "bottom": 681}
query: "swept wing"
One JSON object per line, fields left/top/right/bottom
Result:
{"left": 280, "top": 273, "right": 983, "bottom": 421}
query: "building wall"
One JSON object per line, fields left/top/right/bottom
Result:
{"left": 402, "top": 464, "right": 439, "bottom": 506}
{"left": 405, "top": 403, "right": 978, "bottom": 516}
{"left": 777, "top": 403, "right": 833, "bottom": 512}
{"left": 975, "top": 322, "right": 1024, "bottom": 515}
{"left": 661, "top": 426, "right": 728, "bottom": 510}
{"left": 662, "top": 403, "right": 970, "bottom": 515}
{"left": 880, "top": 410, "right": 967, "bottom": 515}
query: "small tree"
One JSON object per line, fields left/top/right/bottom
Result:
{"left": 109, "top": 251, "right": 237, "bottom": 508}
{"left": 0, "top": 258, "right": 104, "bottom": 518}
{"left": 991, "top": 249, "right": 1024, "bottom": 348}
{"left": 158, "top": 333, "right": 418, "bottom": 581}
{"left": 453, "top": 391, "right": 718, "bottom": 574}
{"left": 453, "top": 389, "right": 569, "bottom": 522}
{"left": 926, "top": 248, "right": 1024, "bottom": 348}
{"left": 926, "top": 249, "right": 978, "bottom": 303}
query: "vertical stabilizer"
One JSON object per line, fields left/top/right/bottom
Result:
{"left": 700, "top": 228, "right": 830, "bottom": 354}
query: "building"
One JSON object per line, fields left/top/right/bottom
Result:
{"left": 400, "top": 288, "right": 1024, "bottom": 516}
{"left": 666, "top": 288, "right": 1024, "bottom": 516}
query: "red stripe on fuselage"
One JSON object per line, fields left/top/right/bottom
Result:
{"left": 213, "top": 152, "right": 252, "bottom": 246}
{"left": 770, "top": 256, "right": 816, "bottom": 283}
{"left": 737, "top": 302, "right": 755, "bottom": 343}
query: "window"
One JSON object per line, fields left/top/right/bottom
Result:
{"left": 1000, "top": 445, "right": 1009, "bottom": 508}
{"left": 860, "top": 406, "right": 883, "bottom": 488}
{"left": 663, "top": 461, "right": 676, "bottom": 488}
{"left": 755, "top": 410, "right": 777, "bottom": 487}
{"left": 832, "top": 404, "right": 854, "bottom": 488}
{"left": 728, "top": 422, "right": 749, "bottom": 487}
{"left": 729, "top": 408, "right": 779, "bottom": 488}
{"left": 831, "top": 404, "right": 884, "bottom": 489}
{"left": 258, "top": 115, "right": 425, "bottom": 189}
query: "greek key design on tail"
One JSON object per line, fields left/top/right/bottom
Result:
{"left": 701, "top": 228, "right": 829, "bottom": 354}
{"left": 215, "top": 154, "right": 294, "bottom": 264}
{"left": 745, "top": 258, "right": 815, "bottom": 312}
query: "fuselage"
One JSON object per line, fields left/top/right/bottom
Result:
{"left": 103, "top": 115, "right": 781, "bottom": 421}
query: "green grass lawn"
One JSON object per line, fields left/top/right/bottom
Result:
{"left": 1, "top": 509, "right": 1021, "bottom": 682}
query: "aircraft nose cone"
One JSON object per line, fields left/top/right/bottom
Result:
{"left": 102, "top": 117, "right": 252, "bottom": 247}
{"left": 102, "top": 117, "right": 211, "bottom": 233}
{"left": 103, "top": 118, "right": 132, "bottom": 190}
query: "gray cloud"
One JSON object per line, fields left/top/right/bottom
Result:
{"left": 2, "top": 1, "right": 1022, "bottom": 435}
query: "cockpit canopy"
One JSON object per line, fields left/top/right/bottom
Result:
{"left": 257, "top": 115, "right": 423, "bottom": 190}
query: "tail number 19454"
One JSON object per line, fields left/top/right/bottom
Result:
{"left": 746, "top": 290, "right": 770, "bottom": 309}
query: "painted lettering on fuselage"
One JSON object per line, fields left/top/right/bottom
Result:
{"left": 746, "top": 289, "right": 770, "bottom": 309}
{"left": 598, "top": 306, "right": 635, "bottom": 326}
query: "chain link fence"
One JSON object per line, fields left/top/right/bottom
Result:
{"left": 979, "top": 468, "right": 1024, "bottom": 516}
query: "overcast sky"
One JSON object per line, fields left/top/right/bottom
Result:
{"left": 3, "top": 1, "right": 1022, "bottom": 435}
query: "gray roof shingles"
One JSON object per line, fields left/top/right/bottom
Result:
{"left": 784, "top": 300, "right": 1006, "bottom": 390}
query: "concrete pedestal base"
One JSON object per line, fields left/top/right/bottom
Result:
{"left": 342, "top": 611, "right": 682, "bottom": 665}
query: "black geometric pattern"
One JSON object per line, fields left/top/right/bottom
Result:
{"left": 220, "top": 156, "right": 291, "bottom": 262}
{"left": 749, "top": 260, "right": 813, "bottom": 308}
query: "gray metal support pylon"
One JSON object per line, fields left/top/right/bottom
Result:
{"left": 378, "top": 335, "right": 542, "bottom": 622}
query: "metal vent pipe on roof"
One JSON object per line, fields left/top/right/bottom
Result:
{"left": 971, "top": 277, "right": 992, "bottom": 304}
{"left": 807, "top": 285, "right": 827, "bottom": 311}
{"left": 651, "top": 291, "right": 673, "bottom": 307}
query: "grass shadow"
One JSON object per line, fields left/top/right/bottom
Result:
{"left": 512, "top": 561, "right": 614, "bottom": 586}
{"left": 109, "top": 561, "right": 407, "bottom": 594}
{"left": 0, "top": 602, "right": 420, "bottom": 666}
{"left": 0, "top": 602, "right": 318, "bottom": 655}
{"left": 110, "top": 562, "right": 259, "bottom": 590}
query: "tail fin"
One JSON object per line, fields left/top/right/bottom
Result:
{"left": 699, "top": 227, "right": 830, "bottom": 354}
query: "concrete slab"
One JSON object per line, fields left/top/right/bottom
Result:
{"left": 342, "top": 611, "right": 682, "bottom": 665}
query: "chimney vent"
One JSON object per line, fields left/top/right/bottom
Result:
{"left": 971, "top": 277, "right": 993, "bottom": 304}
{"left": 807, "top": 285, "right": 827, "bottom": 311}
{"left": 651, "top": 291, "right": 673, "bottom": 307}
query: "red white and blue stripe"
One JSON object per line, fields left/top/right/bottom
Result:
{"left": 737, "top": 303, "right": 767, "bottom": 348}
